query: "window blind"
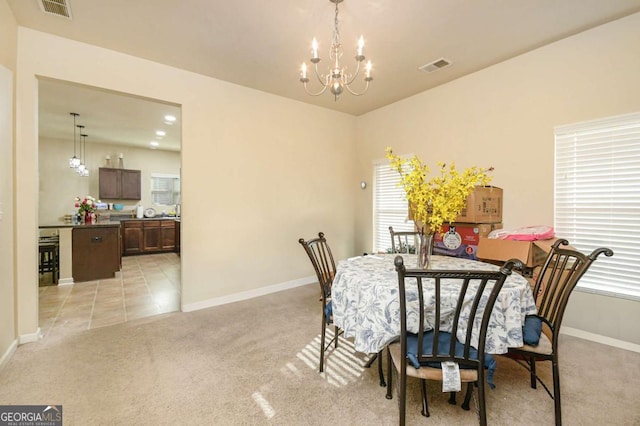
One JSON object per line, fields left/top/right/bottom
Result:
{"left": 373, "top": 160, "right": 414, "bottom": 252}
{"left": 554, "top": 112, "right": 640, "bottom": 300}
{"left": 151, "top": 174, "right": 180, "bottom": 206}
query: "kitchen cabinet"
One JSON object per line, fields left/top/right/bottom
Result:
{"left": 122, "top": 220, "right": 144, "bottom": 255}
{"left": 143, "top": 220, "right": 161, "bottom": 252}
{"left": 121, "top": 219, "right": 177, "bottom": 255}
{"left": 72, "top": 225, "right": 121, "bottom": 282}
{"left": 175, "top": 220, "right": 180, "bottom": 254}
{"left": 161, "top": 220, "right": 176, "bottom": 251}
{"left": 99, "top": 167, "right": 141, "bottom": 200}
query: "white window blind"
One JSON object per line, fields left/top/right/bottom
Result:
{"left": 554, "top": 112, "right": 640, "bottom": 300}
{"left": 373, "top": 160, "right": 414, "bottom": 253}
{"left": 151, "top": 174, "right": 180, "bottom": 206}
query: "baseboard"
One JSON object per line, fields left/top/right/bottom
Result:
{"left": 182, "top": 275, "right": 316, "bottom": 312}
{"left": 18, "top": 328, "right": 42, "bottom": 345}
{"left": 57, "top": 278, "right": 74, "bottom": 286}
{"left": 0, "top": 339, "right": 18, "bottom": 371}
{"left": 561, "top": 326, "right": 640, "bottom": 353}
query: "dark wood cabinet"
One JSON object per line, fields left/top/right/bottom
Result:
{"left": 175, "top": 220, "right": 180, "bottom": 254}
{"left": 72, "top": 226, "right": 121, "bottom": 282}
{"left": 143, "top": 220, "right": 161, "bottom": 251}
{"left": 121, "top": 219, "right": 177, "bottom": 255}
{"left": 160, "top": 220, "right": 176, "bottom": 250}
{"left": 122, "top": 220, "right": 144, "bottom": 255}
{"left": 99, "top": 168, "right": 141, "bottom": 200}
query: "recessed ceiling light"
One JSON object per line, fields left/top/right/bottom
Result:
{"left": 155, "top": 130, "right": 166, "bottom": 137}
{"left": 164, "top": 115, "right": 176, "bottom": 122}
{"left": 150, "top": 141, "right": 159, "bottom": 147}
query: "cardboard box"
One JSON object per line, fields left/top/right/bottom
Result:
{"left": 456, "top": 186, "right": 503, "bottom": 223}
{"left": 476, "top": 237, "right": 567, "bottom": 268}
{"left": 410, "top": 186, "right": 503, "bottom": 224}
{"left": 433, "top": 223, "right": 503, "bottom": 260}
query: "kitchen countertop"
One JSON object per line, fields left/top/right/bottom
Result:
{"left": 39, "top": 222, "right": 122, "bottom": 229}
{"left": 118, "top": 216, "right": 179, "bottom": 221}
{"left": 39, "top": 217, "right": 180, "bottom": 229}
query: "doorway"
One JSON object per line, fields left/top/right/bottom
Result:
{"left": 37, "top": 78, "right": 182, "bottom": 338}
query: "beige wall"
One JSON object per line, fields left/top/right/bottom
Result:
{"left": 15, "top": 28, "right": 357, "bottom": 340}
{"left": 0, "top": 0, "right": 17, "bottom": 365}
{"left": 0, "top": 0, "right": 17, "bottom": 70}
{"left": 39, "top": 138, "right": 180, "bottom": 224}
{"left": 355, "top": 13, "right": 640, "bottom": 345}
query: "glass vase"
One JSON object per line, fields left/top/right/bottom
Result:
{"left": 416, "top": 233, "right": 434, "bottom": 269}
{"left": 84, "top": 211, "right": 96, "bottom": 224}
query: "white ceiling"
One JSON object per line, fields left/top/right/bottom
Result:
{"left": 38, "top": 78, "right": 182, "bottom": 152}
{"left": 9, "top": 0, "right": 640, "bottom": 151}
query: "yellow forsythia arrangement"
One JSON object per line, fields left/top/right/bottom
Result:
{"left": 385, "top": 147, "right": 494, "bottom": 234}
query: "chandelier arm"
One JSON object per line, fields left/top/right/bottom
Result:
{"left": 344, "top": 80, "right": 370, "bottom": 96}
{"left": 343, "top": 60, "right": 363, "bottom": 86}
{"left": 313, "top": 61, "right": 327, "bottom": 86}
{"left": 302, "top": 81, "right": 329, "bottom": 97}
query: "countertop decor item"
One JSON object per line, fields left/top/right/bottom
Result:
{"left": 75, "top": 195, "right": 98, "bottom": 214}
{"left": 144, "top": 207, "right": 156, "bottom": 218}
{"left": 385, "top": 147, "right": 494, "bottom": 268}
{"left": 75, "top": 195, "right": 100, "bottom": 224}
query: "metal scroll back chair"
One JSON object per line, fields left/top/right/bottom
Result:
{"left": 386, "top": 255, "right": 522, "bottom": 426}
{"left": 389, "top": 226, "right": 421, "bottom": 254}
{"left": 298, "top": 232, "right": 340, "bottom": 373}
{"left": 507, "top": 239, "right": 613, "bottom": 426}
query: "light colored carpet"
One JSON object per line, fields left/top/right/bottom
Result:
{"left": 1, "top": 283, "right": 639, "bottom": 425}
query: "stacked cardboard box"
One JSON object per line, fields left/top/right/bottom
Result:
{"left": 432, "top": 186, "right": 503, "bottom": 260}
{"left": 476, "top": 237, "right": 569, "bottom": 269}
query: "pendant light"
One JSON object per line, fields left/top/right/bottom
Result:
{"left": 80, "top": 133, "right": 89, "bottom": 177}
{"left": 76, "top": 125, "right": 86, "bottom": 175}
{"left": 68, "top": 112, "right": 81, "bottom": 168}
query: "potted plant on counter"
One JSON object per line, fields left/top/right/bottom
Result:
{"left": 75, "top": 196, "right": 99, "bottom": 224}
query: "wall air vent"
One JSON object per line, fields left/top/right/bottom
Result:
{"left": 38, "top": 0, "right": 72, "bottom": 20}
{"left": 418, "top": 58, "right": 452, "bottom": 73}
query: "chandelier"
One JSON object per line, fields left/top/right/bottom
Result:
{"left": 299, "top": 0, "right": 372, "bottom": 100}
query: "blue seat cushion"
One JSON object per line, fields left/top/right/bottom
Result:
{"left": 324, "top": 300, "right": 332, "bottom": 324}
{"left": 406, "top": 330, "right": 497, "bottom": 389}
{"left": 522, "top": 315, "right": 542, "bottom": 346}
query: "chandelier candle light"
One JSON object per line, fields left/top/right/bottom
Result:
{"left": 299, "top": 0, "right": 373, "bottom": 100}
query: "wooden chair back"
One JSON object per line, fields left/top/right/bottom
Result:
{"left": 298, "top": 232, "right": 336, "bottom": 299}
{"left": 389, "top": 226, "right": 422, "bottom": 254}
{"left": 394, "top": 256, "right": 520, "bottom": 373}
{"left": 533, "top": 239, "right": 613, "bottom": 343}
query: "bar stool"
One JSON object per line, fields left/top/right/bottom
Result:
{"left": 39, "top": 236, "right": 59, "bottom": 284}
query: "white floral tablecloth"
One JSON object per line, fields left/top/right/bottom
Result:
{"left": 331, "top": 254, "right": 537, "bottom": 355}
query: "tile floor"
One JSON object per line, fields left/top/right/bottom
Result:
{"left": 39, "top": 253, "right": 181, "bottom": 341}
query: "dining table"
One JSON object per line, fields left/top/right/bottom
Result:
{"left": 331, "top": 253, "right": 537, "bottom": 355}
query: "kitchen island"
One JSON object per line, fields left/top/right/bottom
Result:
{"left": 39, "top": 222, "right": 122, "bottom": 284}
{"left": 39, "top": 216, "right": 180, "bottom": 284}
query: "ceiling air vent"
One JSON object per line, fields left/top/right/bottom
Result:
{"left": 38, "top": 0, "right": 72, "bottom": 20}
{"left": 419, "top": 58, "right": 452, "bottom": 73}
